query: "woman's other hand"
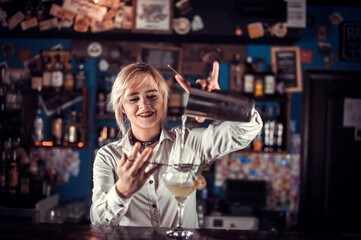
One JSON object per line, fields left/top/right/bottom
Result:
{"left": 115, "top": 142, "right": 161, "bottom": 198}
{"left": 175, "top": 61, "right": 220, "bottom": 123}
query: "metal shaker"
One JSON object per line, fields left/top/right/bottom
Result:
{"left": 184, "top": 87, "right": 254, "bottom": 122}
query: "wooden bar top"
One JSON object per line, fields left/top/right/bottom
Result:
{"left": 0, "top": 222, "right": 356, "bottom": 240}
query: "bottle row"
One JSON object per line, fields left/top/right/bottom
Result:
{"left": 33, "top": 103, "right": 86, "bottom": 148}
{"left": 0, "top": 147, "right": 56, "bottom": 207}
{"left": 30, "top": 52, "right": 87, "bottom": 92}
{"left": 230, "top": 55, "right": 285, "bottom": 98}
{"left": 250, "top": 120, "right": 285, "bottom": 152}
{"left": 96, "top": 75, "right": 115, "bottom": 116}
{"left": 97, "top": 125, "right": 122, "bottom": 148}
{"left": 0, "top": 82, "right": 23, "bottom": 111}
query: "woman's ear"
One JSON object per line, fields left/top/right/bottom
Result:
{"left": 121, "top": 106, "right": 125, "bottom": 114}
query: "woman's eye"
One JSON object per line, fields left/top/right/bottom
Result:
{"left": 129, "top": 97, "right": 139, "bottom": 102}
{"left": 147, "top": 95, "right": 157, "bottom": 100}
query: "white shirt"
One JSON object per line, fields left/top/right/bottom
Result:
{"left": 90, "top": 108, "right": 262, "bottom": 227}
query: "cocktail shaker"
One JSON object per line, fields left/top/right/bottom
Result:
{"left": 184, "top": 86, "right": 254, "bottom": 122}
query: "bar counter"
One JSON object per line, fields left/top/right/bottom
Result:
{"left": 0, "top": 222, "right": 357, "bottom": 240}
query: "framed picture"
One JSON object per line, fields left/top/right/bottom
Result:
{"left": 138, "top": 44, "right": 182, "bottom": 74}
{"left": 133, "top": 0, "right": 173, "bottom": 34}
{"left": 271, "top": 46, "right": 302, "bottom": 92}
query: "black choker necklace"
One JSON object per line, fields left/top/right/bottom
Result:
{"left": 130, "top": 131, "right": 161, "bottom": 150}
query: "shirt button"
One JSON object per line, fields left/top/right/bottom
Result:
{"left": 149, "top": 180, "right": 153, "bottom": 184}
{"left": 152, "top": 204, "right": 157, "bottom": 208}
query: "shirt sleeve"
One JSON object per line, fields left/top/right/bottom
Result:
{"left": 192, "top": 107, "right": 263, "bottom": 163}
{"left": 90, "top": 147, "right": 133, "bottom": 225}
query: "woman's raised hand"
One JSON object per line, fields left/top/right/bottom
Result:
{"left": 175, "top": 61, "right": 220, "bottom": 122}
{"left": 115, "top": 142, "right": 161, "bottom": 198}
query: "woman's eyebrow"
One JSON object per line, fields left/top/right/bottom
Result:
{"left": 127, "top": 89, "right": 158, "bottom": 97}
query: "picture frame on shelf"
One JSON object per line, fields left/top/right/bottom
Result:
{"left": 271, "top": 46, "right": 302, "bottom": 93}
{"left": 133, "top": 0, "right": 173, "bottom": 34}
{"left": 137, "top": 44, "right": 182, "bottom": 74}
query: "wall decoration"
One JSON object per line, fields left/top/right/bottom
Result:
{"left": 316, "top": 26, "right": 328, "bottom": 39}
{"left": 271, "top": 46, "right": 302, "bottom": 92}
{"left": 133, "top": 0, "right": 173, "bottom": 34}
{"left": 329, "top": 12, "right": 343, "bottom": 25}
{"left": 18, "top": 48, "right": 31, "bottom": 61}
{"left": 340, "top": 22, "right": 361, "bottom": 61}
{"left": 300, "top": 49, "right": 312, "bottom": 64}
{"left": 247, "top": 22, "right": 264, "bottom": 39}
{"left": 1, "top": 42, "right": 14, "bottom": 57}
{"left": 138, "top": 44, "right": 182, "bottom": 73}
{"left": 317, "top": 42, "right": 331, "bottom": 56}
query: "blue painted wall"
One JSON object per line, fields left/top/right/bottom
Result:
{"left": 1, "top": 5, "right": 361, "bottom": 203}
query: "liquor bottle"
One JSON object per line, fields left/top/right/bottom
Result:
{"left": 7, "top": 150, "right": 19, "bottom": 199}
{"left": 51, "top": 54, "right": 64, "bottom": 91}
{"left": 75, "top": 60, "right": 87, "bottom": 91}
{"left": 254, "top": 74, "right": 264, "bottom": 98}
{"left": 24, "top": 0, "right": 34, "bottom": 20}
{"left": 68, "top": 110, "right": 78, "bottom": 143}
{"left": 252, "top": 131, "right": 263, "bottom": 152}
{"left": 36, "top": 0, "right": 46, "bottom": 21}
{"left": 5, "top": 83, "right": 15, "bottom": 110}
{"left": 0, "top": 83, "right": 5, "bottom": 112}
{"left": 253, "top": 58, "right": 264, "bottom": 98}
{"left": 264, "top": 64, "right": 276, "bottom": 96}
{"left": 64, "top": 59, "right": 75, "bottom": 91}
{"left": 52, "top": 107, "right": 63, "bottom": 146}
{"left": 276, "top": 122, "right": 284, "bottom": 152}
{"left": 42, "top": 56, "right": 52, "bottom": 89}
{"left": 97, "top": 79, "right": 106, "bottom": 115}
{"left": 33, "top": 100, "right": 44, "bottom": 145}
{"left": 0, "top": 151, "right": 7, "bottom": 197}
{"left": 243, "top": 56, "right": 255, "bottom": 97}
{"left": 107, "top": 126, "right": 117, "bottom": 144}
{"left": 98, "top": 126, "right": 107, "bottom": 147}
{"left": 229, "top": 53, "right": 244, "bottom": 93}
{"left": 19, "top": 162, "right": 31, "bottom": 198}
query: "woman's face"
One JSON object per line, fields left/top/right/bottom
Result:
{"left": 122, "top": 76, "right": 164, "bottom": 133}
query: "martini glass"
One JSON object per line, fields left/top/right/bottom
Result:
{"left": 162, "top": 168, "right": 196, "bottom": 239}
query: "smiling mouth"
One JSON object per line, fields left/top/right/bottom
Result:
{"left": 138, "top": 112, "right": 154, "bottom": 118}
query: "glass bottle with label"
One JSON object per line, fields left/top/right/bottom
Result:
{"left": 5, "top": 83, "right": 17, "bottom": 110}
{"left": 52, "top": 107, "right": 63, "bottom": 146}
{"left": 75, "top": 60, "right": 86, "bottom": 91}
{"left": 64, "top": 59, "right": 74, "bottom": 91}
{"left": 0, "top": 151, "right": 7, "bottom": 197}
{"left": 68, "top": 110, "right": 78, "bottom": 144}
{"left": 24, "top": 0, "right": 34, "bottom": 20}
{"left": 7, "top": 150, "right": 18, "bottom": 199}
{"left": 230, "top": 53, "right": 244, "bottom": 93}
{"left": 254, "top": 58, "right": 264, "bottom": 98}
{"left": 264, "top": 64, "right": 276, "bottom": 96}
{"left": 243, "top": 56, "right": 255, "bottom": 97}
{"left": 42, "top": 56, "right": 52, "bottom": 89}
{"left": 33, "top": 100, "right": 44, "bottom": 145}
{"left": 51, "top": 54, "right": 64, "bottom": 91}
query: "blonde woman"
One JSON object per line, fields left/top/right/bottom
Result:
{"left": 90, "top": 62, "right": 262, "bottom": 227}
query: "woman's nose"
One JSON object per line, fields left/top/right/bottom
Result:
{"left": 139, "top": 98, "right": 150, "bottom": 107}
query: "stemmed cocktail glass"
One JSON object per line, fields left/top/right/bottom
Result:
{"left": 162, "top": 168, "right": 196, "bottom": 239}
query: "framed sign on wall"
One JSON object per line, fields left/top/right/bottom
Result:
{"left": 138, "top": 44, "right": 182, "bottom": 74}
{"left": 271, "top": 46, "right": 302, "bottom": 92}
{"left": 133, "top": 0, "right": 173, "bottom": 34}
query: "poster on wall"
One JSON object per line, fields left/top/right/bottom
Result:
{"left": 133, "top": 0, "right": 173, "bottom": 34}
{"left": 340, "top": 22, "right": 361, "bottom": 61}
{"left": 271, "top": 46, "right": 302, "bottom": 92}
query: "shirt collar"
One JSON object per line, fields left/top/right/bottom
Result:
{"left": 116, "top": 126, "right": 174, "bottom": 151}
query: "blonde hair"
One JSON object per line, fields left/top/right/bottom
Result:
{"left": 110, "top": 62, "right": 169, "bottom": 133}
